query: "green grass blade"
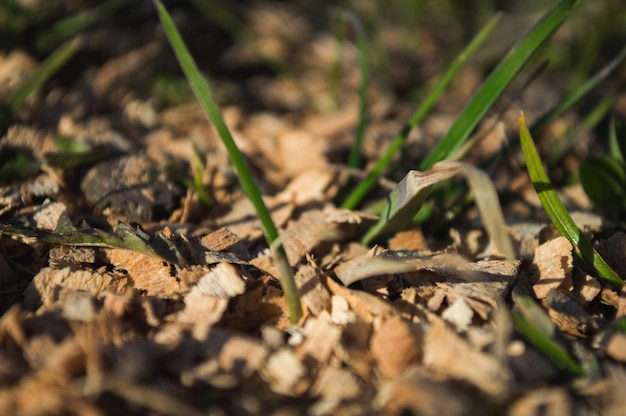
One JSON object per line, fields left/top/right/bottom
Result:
{"left": 1, "top": 37, "right": 80, "bottom": 125}
{"left": 36, "top": 0, "right": 129, "bottom": 52}
{"left": 518, "top": 112, "right": 624, "bottom": 289}
{"left": 512, "top": 295, "right": 585, "bottom": 376}
{"left": 341, "top": 12, "right": 501, "bottom": 210}
{"left": 154, "top": 0, "right": 302, "bottom": 324}
{"left": 345, "top": 11, "right": 370, "bottom": 169}
{"left": 609, "top": 116, "right": 626, "bottom": 162}
{"left": 420, "top": 0, "right": 582, "bottom": 170}
{"left": 547, "top": 81, "right": 626, "bottom": 165}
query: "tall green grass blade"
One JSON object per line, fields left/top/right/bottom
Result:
{"left": 1, "top": 37, "right": 80, "bottom": 125}
{"left": 340, "top": 11, "right": 370, "bottom": 169}
{"left": 329, "top": 11, "right": 347, "bottom": 110}
{"left": 512, "top": 295, "right": 585, "bottom": 376}
{"left": 420, "top": 0, "right": 582, "bottom": 170}
{"left": 518, "top": 112, "right": 624, "bottom": 289}
{"left": 341, "top": 12, "right": 501, "bottom": 209}
{"left": 36, "top": 0, "right": 129, "bottom": 52}
{"left": 155, "top": 0, "right": 302, "bottom": 324}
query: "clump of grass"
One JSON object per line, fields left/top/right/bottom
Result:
{"left": 154, "top": 0, "right": 303, "bottom": 324}
{"left": 351, "top": 0, "right": 583, "bottom": 249}
{"left": 340, "top": 11, "right": 501, "bottom": 210}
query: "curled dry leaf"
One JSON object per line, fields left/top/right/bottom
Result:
{"left": 363, "top": 160, "right": 514, "bottom": 260}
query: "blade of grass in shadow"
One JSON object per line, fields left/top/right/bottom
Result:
{"left": 329, "top": 10, "right": 347, "bottom": 110}
{"left": 341, "top": 12, "right": 501, "bottom": 209}
{"left": 512, "top": 294, "right": 585, "bottom": 376}
{"left": 36, "top": 0, "right": 129, "bottom": 52}
{"left": 420, "top": 0, "right": 582, "bottom": 170}
{"left": 1, "top": 37, "right": 80, "bottom": 125}
{"left": 154, "top": 0, "right": 302, "bottom": 323}
{"left": 519, "top": 112, "right": 624, "bottom": 289}
{"left": 547, "top": 81, "right": 626, "bottom": 165}
{"left": 339, "top": 11, "right": 370, "bottom": 169}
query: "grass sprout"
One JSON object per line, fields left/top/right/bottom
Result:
{"left": 154, "top": 0, "right": 302, "bottom": 324}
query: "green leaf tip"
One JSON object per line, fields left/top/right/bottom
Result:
{"left": 518, "top": 112, "right": 624, "bottom": 290}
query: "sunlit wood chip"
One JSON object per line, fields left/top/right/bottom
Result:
{"left": 311, "top": 365, "right": 360, "bottom": 402}
{"left": 295, "top": 260, "right": 331, "bottom": 316}
{"left": 331, "top": 295, "right": 371, "bottom": 347}
{"left": 574, "top": 273, "right": 601, "bottom": 303}
{"left": 192, "top": 262, "right": 246, "bottom": 299}
{"left": 261, "top": 348, "right": 308, "bottom": 396}
{"left": 599, "top": 332, "right": 626, "bottom": 362}
{"left": 543, "top": 289, "right": 596, "bottom": 337}
{"left": 218, "top": 335, "right": 269, "bottom": 377}
{"left": 532, "top": 236, "right": 573, "bottom": 299}
{"left": 424, "top": 318, "right": 508, "bottom": 395}
{"left": 105, "top": 248, "right": 180, "bottom": 297}
{"left": 297, "top": 312, "right": 341, "bottom": 366}
{"left": 442, "top": 298, "right": 473, "bottom": 332}
{"left": 24, "top": 266, "right": 131, "bottom": 309}
{"left": 371, "top": 316, "right": 422, "bottom": 378}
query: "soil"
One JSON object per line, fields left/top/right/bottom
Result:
{"left": 1, "top": 1, "right": 626, "bottom": 415}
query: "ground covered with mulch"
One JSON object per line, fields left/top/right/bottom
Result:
{"left": 1, "top": 1, "right": 626, "bottom": 415}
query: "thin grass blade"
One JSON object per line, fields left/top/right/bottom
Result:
{"left": 1, "top": 37, "right": 80, "bottom": 125}
{"left": 154, "top": 0, "right": 302, "bottom": 323}
{"left": 341, "top": 12, "right": 501, "bottom": 209}
{"left": 420, "top": 0, "right": 582, "bottom": 170}
{"left": 343, "top": 11, "right": 370, "bottom": 169}
{"left": 518, "top": 112, "right": 624, "bottom": 289}
{"left": 513, "top": 295, "right": 585, "bottom": 376}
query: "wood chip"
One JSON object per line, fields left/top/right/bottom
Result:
{"left": 532, "top": 237, "right": 573, "bottom": 299}
{"left": 376, "top": 367, "right": 470, "bottom": 416}
{"left": 423, "top": 318, "right": 508, "bottom": 395}
{"left": 105, "top": 248, "right": 180, "bottom": 297}
{"left": 599, "top": 332, "right": 626, "bottom": 362}
{"left": 294, "top": 259, "right": 331, "bottom": 316}
{"left": 371, "top": 316, "right": 422, "bottom": 378}
{"left": 508, "top": 388, "right": 572, "bottom": 416}
{"left": 311, "top": 365, "right": 361, "bottom": 402}
{"left": 298, "top": 312, "right": 342, "bottom": 366}
{"left": 261, "top": 348, "right": 308, "bottom": 396}
{"left": 199, "top": 227, "right": 243, "bottom": 252}
{"left": 24, "top": 266, "right": 131, "bottom": 309}
{"left": 441, "top": 298, "right": 474, "bottom": 332}
{"left": 190, "top": 262, "right": 247, "bottom": 299}
{"left": 543, "top": 289, "right": 596, "bottom": 337}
